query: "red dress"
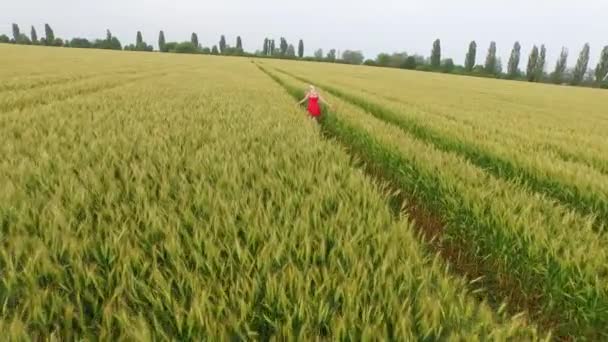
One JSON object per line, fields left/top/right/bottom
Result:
{"left": 307, "top": 94, "right": 321, "bottom": 117}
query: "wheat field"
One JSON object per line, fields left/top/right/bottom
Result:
{"left": 2, "top": 44, "right": 607, "bottom": 339}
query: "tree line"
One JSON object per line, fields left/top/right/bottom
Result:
{"left": 1, "top": 23, "right": 63, "bottom": 46}
{"left": 2, "top": 23, "right": 356, "bottom": 62}
{"left": 365, "top": 39, "right": 608, "bottom": 88}
{"left": 0, "top": 23, "right": 248, "bottom": 55}
{"left": 2, "top": 23, "right": 607, "bottom": 88}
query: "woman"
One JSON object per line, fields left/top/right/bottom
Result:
{"left": 297, "top": 85, "right": 331, "bottom": 122}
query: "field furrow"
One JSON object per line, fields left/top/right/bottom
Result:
{"left": 268, "top": 61, "right": 608, "bottom": 171}
{"left": 260, "top": 64, "right": 608, "bottom": 339}
{"left": 0, "top": 71, "right": 139, "bottom": 94}
{"left": 0, "top": 70, "right": 172, "bottom": 113}
{"left": 360, "top": 87, "right": 608, "bottom": 175}
{"left": 274, "top": 68, "right": 608, "bottom": 231}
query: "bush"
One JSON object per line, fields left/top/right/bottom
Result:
{"left": 164, "top": 42, "right": 178, "bottom": 52}
{"left": 223, "top": 47, "right": 245, "bottom": 56}
{"left": 92, "top": 37, "right": 121, "bottom": 50}
{"left": 69, "top": 38, "right": 92, "bottom": 48}
{"left": 415, "top": 64, "right": 433, "bottom": 72}
{"left": 0, "top": 34, "right": 9, "bottom": 43}
{"left": 16, "top": 34, "right": 32, "bottom": 45}
{"left": 401, "top": 56, "right": 417, "bottom": 70}
{"left": 363, "top": 59, "right": 377, "bottom": 66}
{"left": 341, "top": 50, "right": 364, "bottom": 65}
{"left": 472, "top": 65, "right": 486, "bottom": 74}
{"left": 173, "top": 42, "right": 197, "bottom": 54}
{"left": 450, "top": 66, "right": 467, "bottom": 75}
{"left": 124, "top": 42, "right": 153, "bottom": 52}
{"left": 441, "top": 58, "right": 455, "bottom": 73}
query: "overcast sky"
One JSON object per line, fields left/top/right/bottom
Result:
{"left": 3, "top": 0, "right": 607, "bottom": 68}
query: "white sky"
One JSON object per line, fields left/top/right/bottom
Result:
{"left": 2, "top": 0, "right": 607, "bottom": 68}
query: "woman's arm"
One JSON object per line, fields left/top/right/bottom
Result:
{"left": 319, "top": 95, "right": 331, "bottom": 108}
{"left": 296, "top": 93, "right": 309, "bottom": 105}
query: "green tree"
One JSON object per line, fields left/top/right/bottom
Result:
{"left": 158, "top": 31, "right": 166, "bottom": 52}
{"left": 430, "top": 39, "right": 441, "bottom": 69}
{"left": 342, "top": 50, "right": 365, "bottom": 64}
{"left": 535, "top": 45, "right": 546, "bottom": 81}
{"left": 70, "top": 38, "right": 92, "bottom": 48}
{"left": 270, "top": 40, "right": 276, "bottom": 55}
{"left": 326, "top": 49, "right": 337, "bottom": 62}
{"left": 403, "top": 56, "right": 417, "bottom": 69}
{"left": 110, "top": 37, "right": 122, "bottom": 50}
{"left": 12, "top": 24, "right": 33, "bottom": 45}
{"left": 442, "top": 58, "right": 455, "bottom": 73}
{"left": 174, "top": 42, "right": 197, "bottom": 53}
{"left": 280, "top": 37, "right": 288, "bottom": 55}
{"left": 12, "top": 23, "right": 20, "bottom": 42}
{"left": 287, "top": 44, "right": 296, "bottom": 57}
{"left": 236, "top": 36, "right": 243, "bottom": 52}
{"left": 384, "top": 52, "right": 407, "bottom": 68}
{"left": 314, "top": 48, "right": 323, "bottom": 60}
{"left": 44, "top": 24, "right": 55, "bottom": 44}
{"left": 472, "top": 65, "right": 485, "bottom": 74}
{"left": 465, "top": 41, "right": 476, "bottom": 72}
{"left": 30, "top": 26, "right": 38, "bottom": 44}
{"left": 266, "top": 39, "right": 272, "bottom": 56}
{"left": 526, "top": 45, "right": 539, "bottom": 82}
{"left": 0, "top": 34, "right": 10, "bottom": 43}
{"left": 571, "top": 43, "right": 590, "bottom": 85}
{"left": 495, "top": 58, "right": 503, "bottom": 75}
{"left": 95, "top": 30, "right": 121, "bottom": 50}
{"left": 212, "top": 45, "right": 219, "bottom": 55}
{"left": 262, "top": 38, "right": 269, "bottom": 55}
{"left": 131, "top": 36, "right": 153, "bottom": 52}
{"left": 16, "top": 34, "right": 32, "bottom": 45}
{"left": 298, "top": 39, "right": 304, "bottom": 58}
{"left": 551, "top": 47, "right": 568, "bottom": 84}
{"left": 507, "top": 41, "right": 521, "bottom": 79}
{"left": 484, "top": 41, "right": 497, "bottom": 75}
{"left": 133, "top": 32, "right": 151, "bottom": 51}
{"left": 595, "top": 46, "right": 608, "bottom": 83}
{"left": 191, "top": 33, "right": 199, "bottom": 49}
{"left": 219, "top": 35, "right": 226, "bottom": 54}
{"left": 376, "top": 53, "right": 391, "bottom": 66}
{"left": 163, "top": 42, "right": 177, "bottom": 52}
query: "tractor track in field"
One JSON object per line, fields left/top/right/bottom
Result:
{"left": 332, "top": 134, "right": 564, "bottom": 339}
{"left": 0, "top": 69, "right": 142, "bottom": 94}
{"left": 0, "top": 70, "right": 170, "bottom": 114}
{"left": 255, "top": 63, "right": 578, "bottom": 340}
{"left": 360, "top": 87, "right": 608, "bottom": 177}
{"left": 274, "top": 68, "right": 608, "bottom": 233}
{"left": 0, "top": 74, "right": 97, "bottom": 94}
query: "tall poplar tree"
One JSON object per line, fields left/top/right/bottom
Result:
{"left": 464, "top": 41, "right": 476, "bottom": 72}
{"left": 430, "top": 39, "right": 441, "bottom": 69}
{"left": 507, "top": 41, "right": 521, "bottom": 78}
